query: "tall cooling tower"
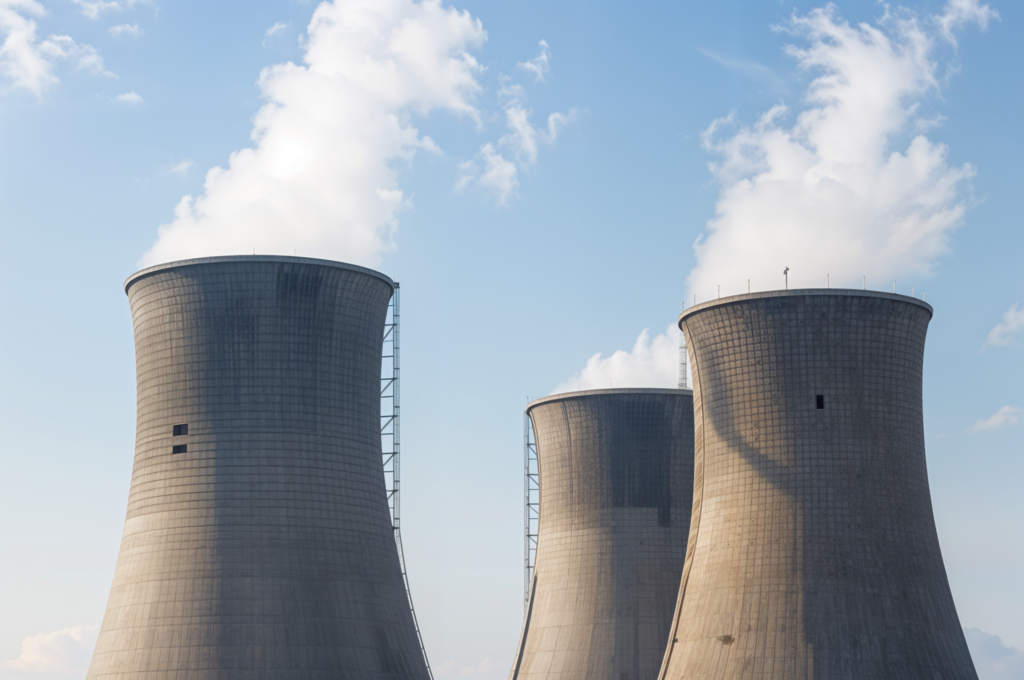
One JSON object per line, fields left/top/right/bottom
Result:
{"left": 510, "top": 388, "right": 694, "bottom": 680}
{"left": 659, "top": 290, "right": 976, "bottom": 680}
{"left": 87, "top": 256, "right": 430, "bottom": 679}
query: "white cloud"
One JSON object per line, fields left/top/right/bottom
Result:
{"left": 169, "top": 158, "right": 193, "bottom": 175}
{"left": 937, "top": 0, "right": 1000, "bottom": 47}
{"left": 0, "top": 625, "right": 98, "bottom": 678}
{"left": 687, "top": 5, "right": 977, "bottom": 301}
{"left": 263, "top": 21, "right": 288, "bottom": 46}
{"left": 108, "top": 22, "right": 140, "bottom": 38}
{"left": 459, "top": 657, "right": 493, "bottom": 676}
{"left": 434, "top": 660, "right": 456, "bottom": 675}
{"left": 552, "top": 324, "right": 681, "bottom": 395}
{"left": 970, "top": 405, "right": 1022, "bottom": 433}
{"left": 140, "top": 0, "right": 487, "bottom": 268}
{"left": 457, "top": 44, "right": 575, "bottom": 205}
{"left": 115, "top": 89, "right": 140, "bottom": 103}
{"left": 963, "top": 628, "right": 1024, "bottom": 680}
{"left": 698, "top": 48, "right": 785, "bottom": 91}
{"left": 0, "top": 1, "right": 115, "bottom": 98}
{"left": 0, "top": 0, "right": 56, "bottom": 96}
{"left": 457, "top": 142, "right": 518, "bottom": 205}
{"left": 517, "top": 39, "right": 549, "bottom": 82}
{"left": 982, "top": 303, "right": 1024, "bottom": 350}
{"left": 39, "top": 35, "right": 114, "bottom": 77}
{"left": 71, "top": 0, "right": 148, "bottom": 20}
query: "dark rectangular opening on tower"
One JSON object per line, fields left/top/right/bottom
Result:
{"left": 172, "top": 444, "right": 187, "bottom": 454}
{"left": 816, "top": 395, "right": 825, "bottom": 409}
{"left": 173, "top": 424, "right": 188, "bottom": 436}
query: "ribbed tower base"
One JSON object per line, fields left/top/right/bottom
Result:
{"left": 87, "top": 256, "right": 429, "bottom": 680}
{"left": 510, "top": 388, "right": 694, "bottom": 680}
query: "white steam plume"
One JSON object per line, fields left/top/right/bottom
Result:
{"left": 555, "top": 0, "right": 993, "bottom": 393}
{"left": 553, "top": 324, "right": 681, "bottom": 394}
{"left": 140, "top": 0, "right": 487, "bottom": 268}
{"left": 688, "top": 3, "right": 983, "bottom": 300}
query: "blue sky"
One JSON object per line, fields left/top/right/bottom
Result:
{"left": 0, "top": 1, "right": 1021, "bottom": 679}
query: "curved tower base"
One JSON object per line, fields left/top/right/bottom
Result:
{"left": 659, "top": 290, "right": 976, "bottom": 680}
{"left": 511, "top": 388, "right": 694, "bottom": 680}
{"left": 87, "top": 256, "right": 429, "bottom": 680}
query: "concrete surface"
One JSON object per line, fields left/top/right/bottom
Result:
{"left": 87, "top": 256, "right": 429, "bottom": 680}
{"left": 659, "top": 289, "right": 976, "bottom": 680}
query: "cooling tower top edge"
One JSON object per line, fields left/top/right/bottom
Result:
{"left": 678, "top": 288, "right": 933, "bottom": 330}
{"left": 124, "top": 255, "right": 395, "bottom": 295}
{"left": 527, "top": 387, "right": 693, "bottom": 413}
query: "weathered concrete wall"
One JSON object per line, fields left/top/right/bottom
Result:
{"left": 659, "top": 290, "right": 976, "bottom": 680}
{"left": 87, "top": 255, "right": 429, "bottom": 680}
{"left": 510, "top": 388, "right": 694, "bottom": 680}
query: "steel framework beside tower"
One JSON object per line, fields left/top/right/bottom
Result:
{"left": 382, "top": 283, "right": 433, "bottom": 680}
{"left": 523, "top": 412, "right": 539, "bottom": 609}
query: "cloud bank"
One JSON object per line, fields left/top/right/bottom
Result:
{"left": 0, "top": 625, "right": 97, "bottom": 679}
{"left": 555, "top": 0, "right": 993, "bottom": 393}
{"left": 141, "top": 0, "right": 488, "bottom": 268}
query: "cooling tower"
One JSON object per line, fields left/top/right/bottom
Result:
{"left": 510, "top": 388, "right": 694, "bottom": 680}
{"left": 87, "top": 255, "right": 429, "bottom": 680}
{"left": 659, "top": 290, "right": 976, "bottom": 680}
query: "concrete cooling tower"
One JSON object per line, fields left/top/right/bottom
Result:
{"left": 659, "top": 290, "right": 976, "bottom": 680}
{"left": 510, "top": 388, "right": 694, "bottom": 680}
{"left": 87, "top": 256, "right": 430, "bottom": 680}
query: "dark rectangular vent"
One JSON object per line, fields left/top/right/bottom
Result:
{"left": 172, "top": 444, "right": 187, "bottom": 454}
{"left": 816, "top": 395, "right": 825, "bottom": 409}
{"left": 173, "top": 424, "right": 188, "bottom": 436}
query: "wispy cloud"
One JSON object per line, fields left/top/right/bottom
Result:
{"left": 0, "top": 625, "right": 98, "bottom": 677}
{"left": 169, "top": 158, "right": 193, "bottom": 175}
{"left": 108, "top": 22, "right": 141, "bottom": 38}
{"left": 970, "top": 405, "right": 1022, "bottom": 433}
{"left": 71, "top": 0, "right": 149, "bottom": 20}
{"left": 698, "top": 48, "right": 785, "bottom": 90}
{"left": 936, "top": 0, "right": 1000, "bottom": 47}
{"left": 457, "top": 43, "right": 575, "bottom": 206}
{"left": 456, "top": 142, "right": 518, "bottom": 205}
{"left": 116, "top": 89, "right": 140, "bottom": 103}
{"left": 982, "top": 303, "right": 1023, "bottom": 350}
{"left": 263, "top": 21, "right": 288, "bottom": 47}
{"left": 0, "top": 1, "right": 113, "bottom": 98}
{"left": 517, "top": 39, "right": 549, "bottom": 82}
{"left": 459, "top": 657, "right": 493, "bottom": 676}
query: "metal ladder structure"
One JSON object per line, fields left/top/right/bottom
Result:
{"left": 382, "top": 283, "right": 434, "bottom": 680}
{"left": 524, "top": 411, "right": 540, "bottom": 610}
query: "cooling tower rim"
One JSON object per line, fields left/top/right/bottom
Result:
{"left": 124, "top": 255, "right": 395, "bottom": 296}
{"left": 678, "top": 288, "right": 933, "bottom": 329}
{"left": 527, "top": 387, "right": 693, "bottom": 413}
